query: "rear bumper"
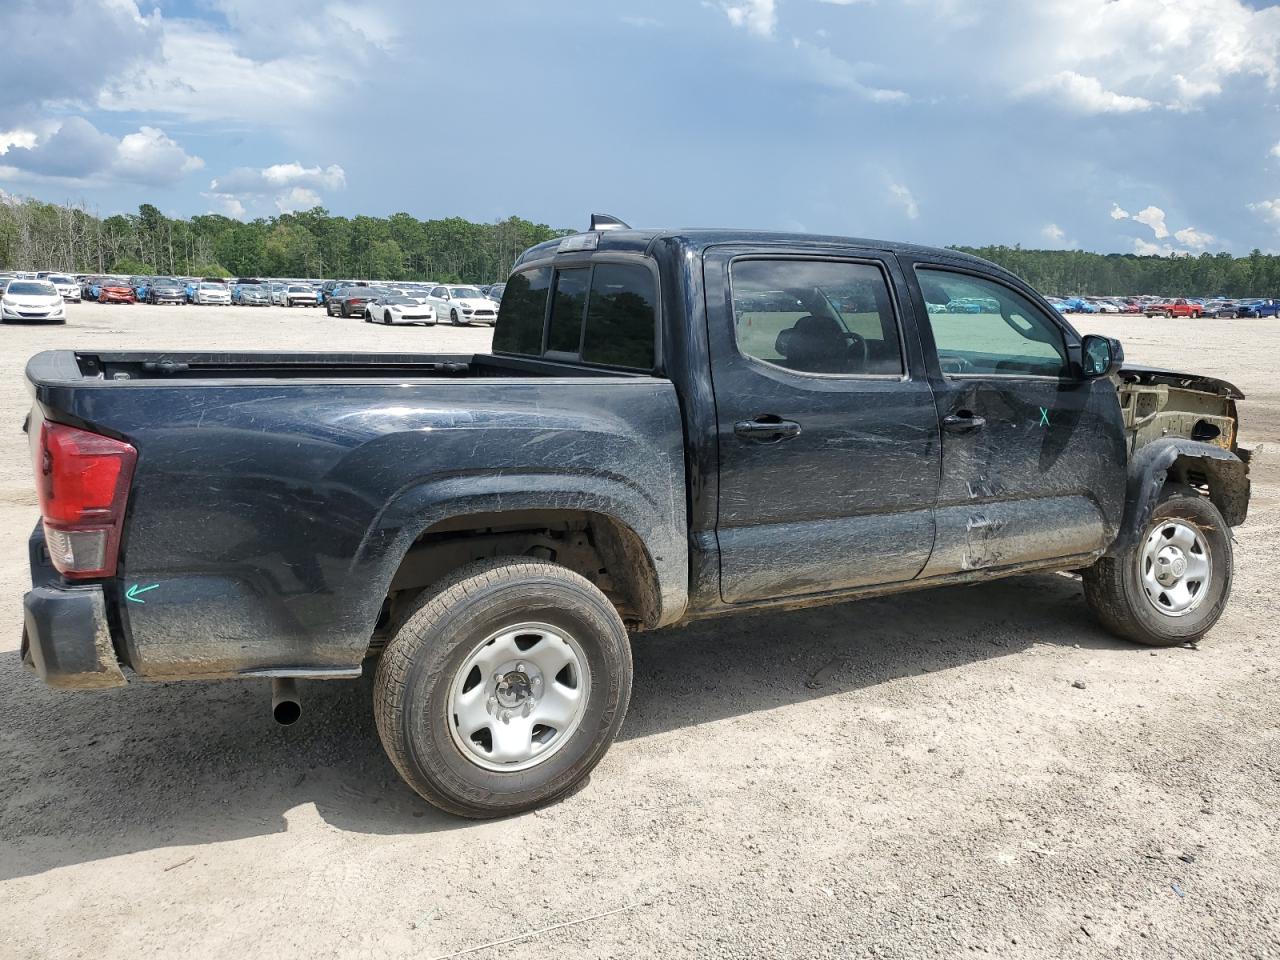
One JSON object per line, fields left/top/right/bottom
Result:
{"left": 20, "top": 526, "right": 126, "bottom": 689}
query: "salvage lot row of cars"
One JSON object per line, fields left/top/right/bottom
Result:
{"left": 1046, "top": 294, "right": 1280, "bottom": 318}
{"left": 0, "top": 271, "right": 508, "bottom": 326}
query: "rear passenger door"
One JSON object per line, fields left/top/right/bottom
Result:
{"left": 902, "top": 260, "right": 1127, "bottom": 575}
{"left": 704, "top": 247, "right": 941, "bottom": 604}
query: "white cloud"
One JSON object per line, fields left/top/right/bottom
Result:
{"left": 207, "top": 161, "right": 345, "bottom": 215}
{"left": 1270, "top": 142, "right": 1280, "bottom": 160}
{"left": 1041, "top": 223, "right": 1065, "bottom": 243}
{"left": 718, "top": 0, "right": 777, "bottom": 38}
{"left": 275, "top": 187, "right": 322, "bottom": 213}
{"left": 0, "top": 116, "right": 202, "bottom": 186}
{"left": 208, "top": 195, "right": 246, "bottom": 219}
{"left": 0, "top": 129, "right": 38, "bottom": 154}
{"left": 1132, "top": 205, "right": 1169, "bottom": 239}
{"left": 1133, "top": 238, "right": 1177, "bottom": 256}
{"left": 791, "top": 39, "right": 909, "bottom": 102}
{"left": 98, "top": 18, "right": 354, "bottom": 123}
{"left": 1021, "top": 71, "right": 1155, "bottom": 114}
{"left": 1173, "top": 226, "right": 1214, "bottom": 249}
{"left": 888, "top": 183, "right": 919, "bottom": 220}
{"left": 1248, "top": 198, "right": 1280, "bottom": 226}
{"left": 1110, "top": 204, "right": 1131, "bottom": 221}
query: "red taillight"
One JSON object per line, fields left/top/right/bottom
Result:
{"left": 35, "top": 421, "right": 136, "bottom": 579}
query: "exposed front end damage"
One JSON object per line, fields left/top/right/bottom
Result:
{"left": 1115, "top": 365, "right": 1248, "bottom": 458}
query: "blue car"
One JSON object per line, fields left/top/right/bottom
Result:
{"left": 1062, "top": 297, "right": 1098, "bottom": 313}
{"left": 1238, "top": 298, "right": 1280, "bottom": 318}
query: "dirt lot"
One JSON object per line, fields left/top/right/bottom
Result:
{"left": 1, "top": 304, "right": 1277, "bottom": 960}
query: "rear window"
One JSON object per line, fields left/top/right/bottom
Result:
{"left": 547, "top": 268, "right": 590, "bottom": 353}
{"left": 493, "top": 267, "right": 551, "bottom": 355}
{"left": 494, "top": 261, "right": 657, "bottom": 369}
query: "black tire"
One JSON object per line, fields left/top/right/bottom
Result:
{"left": 450, "top": 308, "right": 460, "bottom": 325}
{"left": 1083, "top": 485, "right": 1232, "bottom": 646}
{"left": 384, "top": 311, "right": 392, "bottom": 325}
{"left": 373, "top": 557, "right": 632, "bottom": 818}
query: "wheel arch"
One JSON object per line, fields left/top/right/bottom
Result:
{"left": 1107, "top": 438, "right": 1250, "bottom": 558}
{"left": 357, "top": 481, "right": 687, "bottom": 641}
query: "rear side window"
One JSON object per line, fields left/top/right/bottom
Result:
{"left": 493, "top": 267, "right": 550, "bottom": 355}
{"left": 730, "top": 259, "right": 904, "bottom": 376}
{"left": 582, "top": 264, "right": 657, "bottom": 369}
{"left": 546, "top": 268, "right": 590, "bottom": 353}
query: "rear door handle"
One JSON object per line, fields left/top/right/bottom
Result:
{"left": 734, "top": 416, "right": 802, "bottom": 443}
{"left": 942, "top": 411, "right": 986, "bottom": 433}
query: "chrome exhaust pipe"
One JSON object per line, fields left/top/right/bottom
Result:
{"left": 271, "top": 677, "right": 302, "bottom": 725}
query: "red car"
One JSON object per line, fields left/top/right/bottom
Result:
{"left": 98, "top": 281, "right": 137, "bottom": 304}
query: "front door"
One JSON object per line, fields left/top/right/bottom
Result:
{"left": 705, "top": 247, "right": 941, "bottom": 604}
{"left": 902, "top": 260, "right": 1128, "bottom": 576}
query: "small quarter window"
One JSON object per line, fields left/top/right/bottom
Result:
{"left": 492, "top": 267, "right": 550, "bottom": 356}
{"left": 582, "top": 263, "right": 656, "bottom": 369}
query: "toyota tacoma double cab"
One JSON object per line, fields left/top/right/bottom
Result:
{"left": 21, "top": 217, "right": 1252, "bottom": 817}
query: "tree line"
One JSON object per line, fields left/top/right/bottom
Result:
{"left": 955, "top": 244, "right": 1280, "bottom": 298}
{"left": 4, "top": 194, "right": 1280, "bottom": 295}
{"left": 0, "top": 195, "right": 569, "bottom": 283}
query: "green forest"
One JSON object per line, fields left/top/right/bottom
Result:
{"left": 0, "top": 196, "right": 569, "bottom": 284}
{"left": 3, "top": 194, "right": 1280, "bottom": 295}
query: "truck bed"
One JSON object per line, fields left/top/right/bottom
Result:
{"left": 25, "top": 349, "right": 689, "bottom": 681}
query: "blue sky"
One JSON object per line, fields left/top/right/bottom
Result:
{"left": 3, "top": 0, "right": 1280, "bottom": 254}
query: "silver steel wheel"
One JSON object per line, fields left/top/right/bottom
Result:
{"left": 447, "top": 622, "right": 591, "bottom": 772}
{"left": 1140, "top": 519, "right": 1212, "bottom": 617}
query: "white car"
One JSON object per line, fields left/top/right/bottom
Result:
{"left": 269, "top": 281, "right": 289, "bottom": 305}
{"left": 363, "top": 294, "right": 436, "bottom": 325}
{"left": 282, "top": 283, "right": 319, "bottom": 307}
{"left": 194, "top": 282, "right": 232, "bottom": 305}
{"left": 1, "top": 279, "right": 67, "bottom": 324}
{"left": 46, "top": 274, "right": 82, "bottom": 302}
{"left": 425, "top": 285, "right": 499, "bottom": 326}
{"left": 1090, "top": 299, "right": 1121, "bottom": 314}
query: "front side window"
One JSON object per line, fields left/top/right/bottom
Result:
{"left": 917, "top": 268, "right": 1068, "bottom": 378}
{"left": 492, "top": 266, "right": 550, "bottom": 356}
{"left": 729, "top": 259, "right": 904, "bottom": 376}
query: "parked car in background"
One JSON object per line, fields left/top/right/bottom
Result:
{"left": 1045, "top": 296, "right": 1068, "bottom": 313}
{"left": 1062, "top": 297, "right": 1098, "bottom": 313}
{"left": 281, "top": 283, "right": 319, "bottom": 307}
{"left": 98, "top": 279, "right": 137, "bottom": 304}
{"left": 327, "top": 285, "right": 384, "bottom": 318}
{"left": 1088, "top": 298, "right": 1120, "bottom": 314}
{"left": 194, "top": 281, "right": 232, "bottom": 305}
{"left": 425, "top": 284, "right": 499, "bottom": 325}
{"left": 131, "top": 277, "right": 152, "bottom": 302}
{"left": 46, "top": 274, "right": 81, "bottom": 302}
{"left": 486, "top": 281, "right": 506, "bottom": 304}
{"left": 233, "top": 280, "right": 270, "bottom": 306}
{"left": 1236, "top": 298, "right": 1280, "bottom": 318}
{"left": 147, "top": 278, "right": 187, "bottom": 304}
{"left": 362, "top": 293, "right": 436, "bottom": 325}
{"left": 1204, "top": 300, "right": 1238, "bottom": 319}
{"left": 0, "top": 279, "right": 66, "bottom": 323}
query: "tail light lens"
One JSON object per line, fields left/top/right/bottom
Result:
{"left": 35, "top": 421, "right": 136, "bottom": 579}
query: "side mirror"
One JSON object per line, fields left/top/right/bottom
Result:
{"left": 1081, "top": 334, "right": 1124, "bottom": 379}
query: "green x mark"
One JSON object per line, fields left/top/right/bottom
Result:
{"left": 1039, "top": 407, "right": 1051, "bottom": 427}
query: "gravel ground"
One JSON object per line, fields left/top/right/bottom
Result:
{"left": 0, "top": 303, "right": 1277, "bottom": 960}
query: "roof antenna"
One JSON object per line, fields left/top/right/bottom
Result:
{"left": 589, "top": 213, "right": 630, "bottom": 231}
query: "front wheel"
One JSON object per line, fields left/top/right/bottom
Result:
{"left": 1083, "top": 486, "right": 1232, "bottom": 646}
{"left": 450, "top": 309, "right": 460, "bottom": 325}
{"left": 373, "top": 557, "right": 633, "bottom": 818}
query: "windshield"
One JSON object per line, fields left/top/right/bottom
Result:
{"left": 200, "top": 283, "right": 225, "bottom": 290}
{"left": 288, "top": 285, "right": 311, "bottom": 293}
{"left": 5, "top": 281, "right": 56, "bottom": 296}
{"left": 48, "top": 275, "right": 74, "bottom": 284}
{"left": 449, "top": 286, "right": 482, "bottom": 298}
{"left": 383, "top": 295, "right": 416, "bottom": 305}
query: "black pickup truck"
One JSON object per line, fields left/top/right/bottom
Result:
{"left": 21, "top": 219, "right": 1252, "bottom": 817}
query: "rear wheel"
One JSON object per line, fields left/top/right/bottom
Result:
{"left": 373, "top": 557, "right": 632, "bottom": 818}
{"left": 1083, "top": 485, "right": 1232, "bottom": 646}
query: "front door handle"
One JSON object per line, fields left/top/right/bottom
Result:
{"left": 734, "top": 416, "right": 802, "bottom": 443}
{"left": 942, "top": 410, "right": 986, "bottom": 433}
